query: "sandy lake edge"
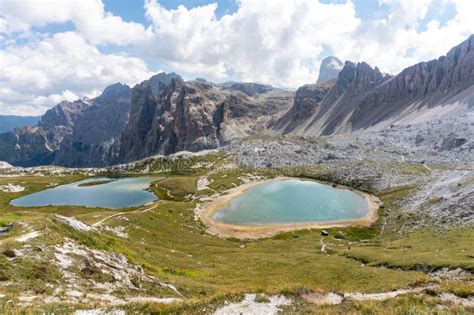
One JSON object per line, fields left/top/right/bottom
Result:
{"left": 196, "top": 176, "right": 381, "bottom": 239}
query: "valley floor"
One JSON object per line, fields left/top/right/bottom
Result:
{"left": 0, "top": 114, "right": 472, "bottom": 313}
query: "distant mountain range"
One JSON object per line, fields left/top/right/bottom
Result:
{"left": 0, "top": 115, "right": 40, "bottom": 133}
{"left": 0, "top": 35, "right": 472, "bottom": 167}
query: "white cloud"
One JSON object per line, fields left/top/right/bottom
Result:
{"left": 143, "top": 0, "right": 360, "bottom": 87}
{"left": 0, "top": 0, "right": 473, "bottom": 115}
{"left": 141, "top": 0, "right": 473, "bottom": 88}
{"left": 0, "top": 0, "right": 145, "bottom": 45}
{"left": 0, "top": 32, "right": 152, "bottom": 115}
{"left": 336, "top": 0, "right": 474, "bottom": 74}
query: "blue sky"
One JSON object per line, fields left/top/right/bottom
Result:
{"left": 101, "top": 0, "right": 457, "bottom": 31}
{"left": 104, "top": 0, "right": 239, "bottom": 21}
{"left": 31, "top": 0, "right": 459, "bottom": 45}
{"left": 0, "top": 0, "right": 472, "bottom": 115}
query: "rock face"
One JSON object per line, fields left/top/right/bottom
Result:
{"left": 119, "top": 78, "right": 293, "bottom": 162}
{"left": 226, "top": 83, "right": 274, "bottom": 96}
{"left": 0, "top": 126, "right": 54, "bottom": 166}
{"left": 53, "top": 83, "right": 132, "bottom": 167}
{"left": 273, "top": 61, "right": 389, "bottom": 135}
{"left": 273, "top": 35, "right": 474, "bottom": 136}
{"left": 272, "top": 80, "right": 334, "bottom": 134}
{"left": 0, "top": 99, "right": 92, "bottom": 167}
{"left": 0, "top": 83, "right": 132, "bottom": 167}
{"left": 316, "top": 56, "right": 343, "bottom": 84}
{"left": 0, "top": 73, "right": 292, "bottom": 167}
{"left": 38, "top": 100, "right": 92, "bottom": 149}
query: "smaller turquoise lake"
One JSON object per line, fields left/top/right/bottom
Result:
{"left": 10, "top": 177, "right": 158, "bottom": 209}
{"left": 213, "top": 179, "right": 369, "bottom": 225}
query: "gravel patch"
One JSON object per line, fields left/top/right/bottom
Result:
{"left": 214, "top": 294, "right": 292, "bottom": 315}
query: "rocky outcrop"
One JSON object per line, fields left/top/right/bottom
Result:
{"left": 348, "top": 34, "right": 474, "bottom": 131}
{"left": 272, "top": 81, "right": 334, "bottom": 134}
{"left": 226, "top": 83, "right": 274, "bottom": 96}
{"left": 0, "top": 126, "right": 54, "bottom": 167}
{"left": 273, "top": 61, "right": 388, "bottom": 135}
{"left": 52, "top": 83, "right": 132, "bottom": 167}
{"left": 314, "top": 61, "right": 388, "bottom": 135}
{"left": 316, "top": 56, "right": 343, "bottom": 84}
{"left": 0, "top": 99, "right": 93, "bottom": 167}
{"left": 0, "top": 72, "right": 292, "bottom": 167}
{"left": 273, "top": 35, "right": 474, "bottom": 136}
{"left": 119, "top": 78, "right": 292, "bottom": 163}
{"left": 38, "top": 100, "right": 92, "bottom": 149}
{"left": 0, "top": 83, "right": 132, "bottom": 167}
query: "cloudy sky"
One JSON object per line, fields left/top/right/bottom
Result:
{"left": 0, "top": 0, "right": 473, "bottom": 116}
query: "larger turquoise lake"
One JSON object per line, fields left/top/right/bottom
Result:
{"left": 213, "top": 179, "right": 369, "bottom": 225}
{"left": 10, "top": 177, "right": 158, "bottom": 209}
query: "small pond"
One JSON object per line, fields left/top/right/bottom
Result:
{"left": 213, "top": 179, "right": 369, "bottom": 225}
{"left": 10, "top": 177, "right": 158, "bottom": 209}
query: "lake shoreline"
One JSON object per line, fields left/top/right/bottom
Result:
{"left": 197, "top": 177, "right": 380, "bottom": 239}
{"left": 10, "top": 176, "right": 159, "bottom": 209}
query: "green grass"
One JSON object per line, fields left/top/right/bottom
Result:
{"left": 344, "top": 229, "right": 474, "bottom": 272}
{"left": 437, "top": 281, "right": 474, "bottom": 298}
{"left": 72, "top": 199, "right": 427, "bottom": 297}
{"left": 288, "top": 294, "right": 470, "bottom": 314}
{"left": 207, "top": 171, "right": 242, "bottom": 191}
{"left": 152, "top": 176, "right": 200, "bottom": 200}
{"left": 0, "top": 167, "right": 473, "bottom": 313}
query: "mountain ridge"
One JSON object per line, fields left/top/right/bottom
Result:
{"left": 0, "top": 35, "right": 472, "bottom": 167}
{"left": 272, "top": 34, "right": 474, "bottom": 136}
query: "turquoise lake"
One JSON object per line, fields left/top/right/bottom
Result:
{"left": 10, "top": 177, "right": 158, "bottom": 209}
{"left": 213, "top": 179, "right": 369, "bottom": 225}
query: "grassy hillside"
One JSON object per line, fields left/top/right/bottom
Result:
{"left": 0, "top": 166, "right": 472, "bottom": 313}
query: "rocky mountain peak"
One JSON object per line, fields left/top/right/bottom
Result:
{"left": 148, "top": 72, "right": 183, "bottom": 97}
{"left": 316, "top": 56, "right": 343, "bottom": 84}
{"left": 228, "top": 83, "right": 275, "bottom": 96}
{"left": 38, "top": 100, "right": 90, "bottom": 131}
{"left": 99, "top": 83, "right": 131, "bottom": 98}
{"left": 149, "top": 72, "right": 182, "bottom": 86}
{"left": 336, "top": 61, "right": 386, "bottom": 93}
